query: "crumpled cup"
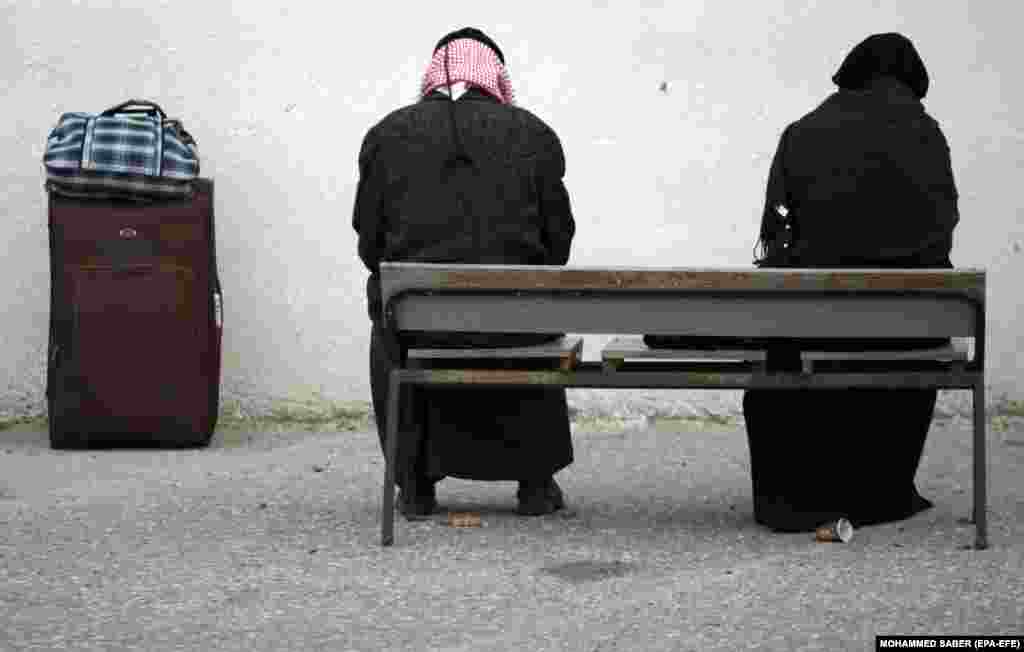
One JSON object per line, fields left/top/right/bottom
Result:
{"left": 815, "top": 517, "right": 854, "bottom": 543}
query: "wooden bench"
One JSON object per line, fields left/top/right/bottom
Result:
{"left": 378, "top": 262, "right": 988, "bottom": 548}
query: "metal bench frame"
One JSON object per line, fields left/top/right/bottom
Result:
{"left": 378, "top": 263, "right": 987, "bottom": 549}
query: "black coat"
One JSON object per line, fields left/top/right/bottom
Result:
{"left": 354, "top": 87, "right": 575, "bottom": 320}
{"left": 354, "top": 88, "right": 575, "bottom": 483}
{"left": 757, "top": 77, "right": 958, "bottom": 268}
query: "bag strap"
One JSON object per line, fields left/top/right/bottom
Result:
{"left": 89, "top": 103, "right": 167, "bottom": 176}
{"left": 100, "top": 99, "right": 167, "bottom": 119}
{"left": 163, "top": 119, "right": 196, "bottom": 147}
{"left": 154, "top": 112, "right": 164, "bottom": 177}
{"left": 80, "top": 117, "right": 97, "bottom": 170}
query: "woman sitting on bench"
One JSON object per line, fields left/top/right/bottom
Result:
{"left": 741, "top": 32, "right": 961, "bottom": 531}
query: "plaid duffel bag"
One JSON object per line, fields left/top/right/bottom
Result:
{"left": 43, "top": 99, "right": 199, "bottom": 201}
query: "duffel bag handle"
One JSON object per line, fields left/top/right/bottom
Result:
{"left": 101, "top": 99, "right": 167, "bottom": 119}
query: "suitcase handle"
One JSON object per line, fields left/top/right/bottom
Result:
{"left": 100, "top": 99, "right": 167, "bottom": 119}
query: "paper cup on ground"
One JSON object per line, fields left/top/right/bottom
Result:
{"left": 448, "top": 512, "right": 481, "bottom": 528}
{"left": 815, "top": 518, "right": 854, "bottom": 543}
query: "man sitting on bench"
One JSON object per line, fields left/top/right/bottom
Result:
{"left": 352, "top": 28, "right": 576, "bottom": 518}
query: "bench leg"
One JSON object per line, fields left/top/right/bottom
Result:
{"left": 972, "top": 381, "right": 989, "bottom": 550}
{"left": 381, "top": 370, "right": 401, "bottom": 546}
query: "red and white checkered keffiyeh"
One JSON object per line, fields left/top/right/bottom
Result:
{"left": 421, "top": 38, "right": 515, "bottom": 105}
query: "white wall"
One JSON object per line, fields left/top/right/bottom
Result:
{"left": 2, "top": 1, "right": 1021, "bottom": 418}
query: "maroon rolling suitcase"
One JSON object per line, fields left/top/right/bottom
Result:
{"left": 46, "top": 178, "right": 222, "bottom": 448}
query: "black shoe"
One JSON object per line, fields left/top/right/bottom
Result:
{"left": 517, "top": 477, "right": 565, "bottom": 516}
{"left": 398, "top": 482, "right": 438, "bottom": 519}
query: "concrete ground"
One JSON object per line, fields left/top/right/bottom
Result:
{"left": 0, "top": 417, "right": 1021, "bottom": 651}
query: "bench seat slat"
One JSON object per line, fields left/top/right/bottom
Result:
{"left": 408, "top": 336, "right": 583, "bottom": 371}
{"left": 601, "top": 336, "right": 767, "bottom": 363}
{"left": 600, "top": 336, "right": 967, "bottom": 372}
{"left": 800, "top": 339, "right": 969, "bottom": 362}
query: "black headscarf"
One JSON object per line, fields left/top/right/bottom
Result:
{"left": 832, "top": 32, "right": 929, "bottom": 99}
{"left": 432, "top": 27, "right": 505, "bottom": 171}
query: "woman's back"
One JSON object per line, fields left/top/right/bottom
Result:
{"left": 779, "top": 77, "right": 958, "bottom": 267}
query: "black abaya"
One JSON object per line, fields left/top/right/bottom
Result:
{"left": 354, "top": 85, "right": 576, "bottom": 487}
{"left": 738, "top": 34, "right": 959, "bottom": 531}
{"left": 369, "top": 324, "right": 573, "bottom": 486}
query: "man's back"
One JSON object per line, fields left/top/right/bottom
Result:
{"left": 357, "top": 87, "right": 572, "bottom": 268}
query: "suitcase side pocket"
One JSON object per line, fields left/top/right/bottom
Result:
{"left": 67, "top": 263, "right": 204, "bottom": 428}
